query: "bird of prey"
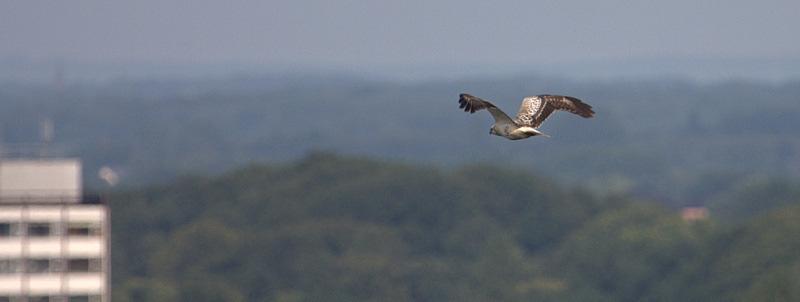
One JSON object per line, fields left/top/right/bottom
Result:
{"left": 458, "top": 93, "right": 594, "bottom": 140}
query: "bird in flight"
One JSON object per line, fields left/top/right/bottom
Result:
{"left": 458, "top": 93, "right": 594, "bottom": 140}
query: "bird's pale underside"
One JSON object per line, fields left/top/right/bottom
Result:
{"left": 458, "top": 93, "right": 595, "bottom": 140}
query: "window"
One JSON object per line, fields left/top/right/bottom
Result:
{"left": 68, "top": 259, "right": 89, "bottom": 272}
{"left": 29, "top": 297, "right": 50, "bottom": 302}
{"left": 67, "top": 222, "right": 101, "bottom": 236}
{"left": 67, "top": 296, "right": 101, "bottom": 302}
{"left": 28, "top": 223, "right": 51, "bottom": 237}
{"left": 0, "top": 223, "right": 20, "bottom": 237}
{"left": 0, "top": 223, "right": 9, "bottom": 236}
{"left": 68, "top": 258, "right": 102, "bottom": 273}
{"left": 49, "top": 259, "right": 66, "bottom": 272}
{"left": 67, "top": 297, "right": 88, "bottom": 302}
{"left": 0, "top": 259, "right": 21, "bottom": 274}
{"left": 27, "top": 259, "right": 52, "bottom": 273}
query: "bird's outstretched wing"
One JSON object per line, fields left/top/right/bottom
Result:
{"left": 458, "top": 93, "right": 513, "bottom": 123}
{"left": 515, "top": 95, "right": 594, "bottom": 128}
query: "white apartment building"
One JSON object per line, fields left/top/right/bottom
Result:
{"left": 0, "top": 159, "right": 109, "bottom": 302}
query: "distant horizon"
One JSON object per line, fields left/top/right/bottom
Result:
{"left": 3, "top": 55, "right": 800, "bottom": 84}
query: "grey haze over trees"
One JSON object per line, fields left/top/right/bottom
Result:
{"left": 1, "top": 74, "right": 798, "bottom": 208}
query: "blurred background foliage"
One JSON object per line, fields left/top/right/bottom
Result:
{"left": 108, "top": 153, "right": 800, "bottom": 302}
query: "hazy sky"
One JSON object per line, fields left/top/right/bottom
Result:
{"left": 2, "top": 0, "right": 799, "bottom": 78}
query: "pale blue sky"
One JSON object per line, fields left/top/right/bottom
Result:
{"left": 2, "top": 0, "right": 799, "bottom": 80}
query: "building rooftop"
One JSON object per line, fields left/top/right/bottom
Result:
{"left": 0, "top": 157, "right": 89, "bottom": 204}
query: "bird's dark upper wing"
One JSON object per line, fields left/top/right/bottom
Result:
{"left": 515, "top": 95, "right": 594, "bottom": 127}
{"left": 458, "top": 93, "right": 513, "bottom": 123}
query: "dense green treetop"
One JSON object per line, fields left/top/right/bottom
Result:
{"left": 110, "top": 154, "right": 800, "bottom": 301}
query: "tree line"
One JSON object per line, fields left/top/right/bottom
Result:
{"left": 109, "top": 153, "right": 800, "bottom": 301}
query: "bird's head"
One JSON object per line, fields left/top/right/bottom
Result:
{"left": 489, "top": 126, "right": 498, "bottom": 136}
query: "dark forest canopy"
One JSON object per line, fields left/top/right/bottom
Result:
{"left": 110, "top": 154, "right": 800, "bottom": 302}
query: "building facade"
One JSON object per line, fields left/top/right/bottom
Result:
{"left": 0, "top": 159, "right": 109, "bottom": 302}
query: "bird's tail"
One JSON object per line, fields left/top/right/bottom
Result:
{"left": 530, "top": 128, "right": 550, "bottom": 138}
